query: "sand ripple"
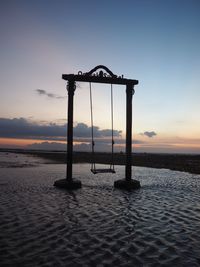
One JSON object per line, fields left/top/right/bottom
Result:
{"left": 1, "top": 162, "right": 200, "bottom": 266}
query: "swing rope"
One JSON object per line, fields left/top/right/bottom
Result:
{"left": 89, "top": 82, "right": 115, "bottom": 174}
{"left": 110, "top": 83, "right": 115, "bottom": 172}
{"left": 89, "top": 82, "right": 95, "bottom": 171}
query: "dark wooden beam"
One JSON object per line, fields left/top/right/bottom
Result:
{"left": 125, "top": 83, "right": 134, "bottom": 181}
{"left": 66, "top": 80, "right": 75, "bottom": 181}
{"left": 62, "top": 74, "right": 138, "bottom": 86}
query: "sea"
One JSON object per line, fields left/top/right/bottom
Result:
{"left": 0, "top": 152, "right": 200, "bottom": 266}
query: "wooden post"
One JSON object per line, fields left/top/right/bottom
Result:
{"left": 114, "top": 82, "right": 140, "bottom": 189}
{"left": 54, "top": 79, "right": 82, "bottom": 189}
{"left": 66, "top": 80, "right": 75, "bottom": 181}
{"left": 125, "top": 83, "right": 134, "bottom": 181}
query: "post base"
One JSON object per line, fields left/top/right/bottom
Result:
{"left": 114, "top": 179, "right": 141, "bottom": 190}
{"left": 54, "top": 179, "right": 82, "bottom": 190}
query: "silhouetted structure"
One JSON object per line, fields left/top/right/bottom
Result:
{"left": 54, "top": 65, "right": 140, "bottom": 190}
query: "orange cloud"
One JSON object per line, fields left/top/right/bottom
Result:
{"left": 0, "top": 138, "right": 66, "bottom": 148}
{"left": 0, "top": 138, "right": 39, "bottom": 147}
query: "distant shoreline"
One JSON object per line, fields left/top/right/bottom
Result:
{"left": 1, "top": 148, "right": 200, "bottom": 175}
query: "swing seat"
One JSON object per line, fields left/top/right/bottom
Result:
{"left": 91, "top": 168, "right": 116, "bottom": 174}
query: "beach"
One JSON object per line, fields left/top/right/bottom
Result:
{"left": 0, "top": 151, "right": 200, "bottom": 266}
{"left": 2, "top": 149, "right": 200, "bottom": 175}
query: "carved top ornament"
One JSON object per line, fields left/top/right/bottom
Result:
{"left": 62, "top": 65, "right": 138, "bottom": 86}
{"left": 78, "top": 65, "right": 124, "bottom": 79}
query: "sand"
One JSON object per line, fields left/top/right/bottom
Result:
{"left": 0, "top": 152, "right": 200, "bottom": 266}
{"left": 4, "top": 149, "right": 200, "bottom": 174}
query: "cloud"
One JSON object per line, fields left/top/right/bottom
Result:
{"left": 73, "top": 123, "right": 122, "bottom": 138}
{"left": 0, "top": 118, "right": 66, "bottom": 139}
{"left": 27, "top": 142, "right": 67, "bottom": 151}
{"left": 35, "top": 89, "right": 65, "bottom": 99}
{"left": 0, "top": 118, "right": 146, "bottom": 151}
{"left": 35, "top": 89, "right": 46, "bottom": 95}
{"left": 26, "top": 138, "right": 144, "bottom": 152}
{"left": 26, "top": 139, "right": 143, "bottom": 152}
{"left": 27, "top": 141, "right": 91, "bottom": 151}
{"left": 0, "top": 118, "right": 122, "bottom": 140}
{"left": 140, "top": 131, "right": 157, "bottom": 138}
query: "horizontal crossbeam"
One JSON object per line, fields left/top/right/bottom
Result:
{"left": 62, "top": 74, "right": 138, "bottom": 86}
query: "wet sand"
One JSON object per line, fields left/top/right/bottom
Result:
{"left": 2, "top": 149, "right": 200, "bottom": 174}
{"left": 0, "top": 155, "right": 200, "bottom": 266}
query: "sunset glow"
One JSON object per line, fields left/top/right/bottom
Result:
{"left": 0, "top": 0, "right": 200, "bottom": 154}
{"left": 0, "top": 138, "right": 66, "bottom": 148}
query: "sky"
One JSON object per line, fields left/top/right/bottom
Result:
{"left": 0, "top": 0, "right": 200, "bottom": 153}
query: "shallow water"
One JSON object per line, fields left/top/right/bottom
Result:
{"left": 0, "top": 153, "right": 200, "bottom": 266}
{"left": 0, "top": 151, "right": 55, "bottom": 168}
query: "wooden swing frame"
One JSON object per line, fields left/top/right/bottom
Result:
{"left": 61, "top": 65, "right": 138, "bottom": 185}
